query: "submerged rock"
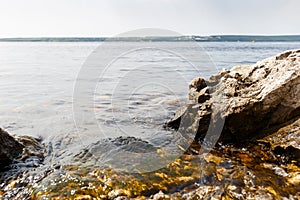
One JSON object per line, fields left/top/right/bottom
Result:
{"left": 166, "top": 49, "right": 300, "bottom": 143}
{"left": 162, "top": 49, "right": 300, "bottom": 199}
{"left": 0, "top": 133, "right": 45, "bottom": 199}
{"left": 0, "top": 128, "right": 24, "bottom": 168}
{"left": 2, "top": 49, "right": 300, "bottom": 199}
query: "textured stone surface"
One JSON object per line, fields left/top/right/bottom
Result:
{"left": 0, "top": 128, "right": 24, "bottom": 168}
{"left": 260, "top": 118, "right": 300, "bottom": 160}
{"left": 167, "top": 49, "right": 300, "bottom": 143}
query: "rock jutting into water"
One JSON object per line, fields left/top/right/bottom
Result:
{"left": 166, "top": 49, "right": 300, "bottom": 144}
{"left": 1, "top": 49, "right": 300, "bottom": 199}
{"left": 0, "top": 128, "right": 24, "bottom": 168}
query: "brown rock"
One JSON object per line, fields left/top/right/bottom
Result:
{"left": 166, "top": 49, "right": 300, "bottom": 143}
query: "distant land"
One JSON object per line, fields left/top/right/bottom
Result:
{"left": 0, "top": 35, "right": 300, "bottom": 42}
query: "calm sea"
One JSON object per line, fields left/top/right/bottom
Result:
{"left": 0, "top": 41, "right": 299, "bottom": 161}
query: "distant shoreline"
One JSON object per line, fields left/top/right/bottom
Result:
{"left": 1, "top": 35, "right": 300, "bottom": 42}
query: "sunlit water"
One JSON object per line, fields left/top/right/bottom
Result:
{"left": 0, "top": 41, "right": 300, "bottom": 198}
{"left": 1, "top": 41, "right": 299, "bottom": 136}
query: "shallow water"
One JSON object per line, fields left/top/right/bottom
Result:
{"left": 0, "top": 41, "right": 300, "bottom": 199}
{"left": 1, "top": 41, "right": 300, "bottom": 137}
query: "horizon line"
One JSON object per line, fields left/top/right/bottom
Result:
{"left": 1, "top": 35, "right": 300, "bottom": 42}
{"left": 1, "top": 34, "right": 300, "bottom": 39}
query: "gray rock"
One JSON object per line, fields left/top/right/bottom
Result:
{"left": 0, "top": 128, "right": 24, "bottom": 168}
{"left": 167, "top": 49, "right": 300, "bottom": 143}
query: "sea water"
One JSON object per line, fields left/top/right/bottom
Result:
{"left": 1, "top": 41, "right": 300, "bottom": 198}
{"left": 0, "top": 41, "right": 299, "bottom": 162}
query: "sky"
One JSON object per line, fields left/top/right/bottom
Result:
{"left": 0, "top": 0, "right": 299, "bottom": 38}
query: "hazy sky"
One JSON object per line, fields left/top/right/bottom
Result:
{"left": 0, "top": 0, "right": 299, "bottom": 37}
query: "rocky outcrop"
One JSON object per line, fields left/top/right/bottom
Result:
{"left": 166, "top": 49, "right": 300, "bottom": 143}
{"left": 0, "top": 128, "right": 24, "bottom": 168}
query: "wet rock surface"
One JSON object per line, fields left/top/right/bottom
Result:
{"left": 27, "top": 140, "right": 300, "bottom": 199}
{"left": 1, "top": 50, "right": 300, "bottom": 199}
{"left": 1, "top": 134, "right": 300, "bottom": 199}
{"left": 260, "top": 118, "right": 300, "bottom": 150}
{"left": 163, "top": 49, "right": 300, "bottom": 199}
{"left": 0, "top": 128, "right": 24, "bottom": 168}
{"left": 0, "top": 130, "right": 45, "bottom": 199}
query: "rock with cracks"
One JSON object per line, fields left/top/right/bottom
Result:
{"left": 166, "top": 49, "right": 300, "bottom": 144}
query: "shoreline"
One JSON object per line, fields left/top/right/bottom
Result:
{"left": 0, "top": 49, "right": 299, "bottom": 199}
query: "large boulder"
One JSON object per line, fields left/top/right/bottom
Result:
{"left": 166, "top": 49, "right": 300, "bottom": 143}
{"left": 0, "top": 128, "right": 24, "bottom": 168}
